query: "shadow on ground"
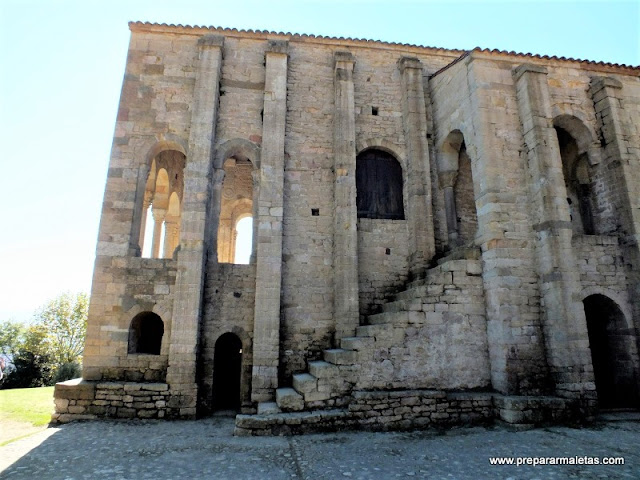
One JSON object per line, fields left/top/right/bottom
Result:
{"left": 1, "top": 416, "right": 639, "bottom": 479}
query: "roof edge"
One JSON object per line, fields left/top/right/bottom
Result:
{"left": 128, "top": 21, "right": 640, "bottom": 74}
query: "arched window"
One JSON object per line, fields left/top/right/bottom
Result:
{"left": 139, "top": 150, "right": 185, "bottom": 258}
{"left": 218, "top": 157, "right": 254, "bottom": 263}
{"left": 128, "top": 312, "right": 164, "bottom": 355}
{"left": 356, "top": 149, "right": 404, "bottom": 220}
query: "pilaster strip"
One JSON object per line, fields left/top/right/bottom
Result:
{"left": 332, "top": 51, "right": 360, "bottom": 343}
{"left": 398, "top": 56, "right": 435, "bottom": 275}
{"left": 251, "top": 40, "right": 289, "bottom": 403}
{"left": 166, "top": 35, "right": 224, "bottom": 417}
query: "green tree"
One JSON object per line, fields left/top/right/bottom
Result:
{"left": 36, "top": 292, "right": 88, "bottom": 366}
{"left": 3, "top": 324, "right": 53, "bottom": 388}
{"left": 0, "top": 320, "right": 25, "bottom": 358}
{"left": 1, "top": 292, "right": 88, "bottom": 389}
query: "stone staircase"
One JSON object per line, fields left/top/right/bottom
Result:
{"left": 267, "top": 247, "right": 485, "bottom": 415}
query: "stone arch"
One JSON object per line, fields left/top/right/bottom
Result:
{"left": 438, "top": 130, "right": 465, "bottom": 173}
{"left": 582, "top": 293, "right": 639, "bottom": 408}
{"left": 551, "top": 108, "right": 600, "bottom": 165}
{"left": 437, "top": 130, "right": 478, "bottom": 247}
{"left": 128, "top": 311, "right": 164, "bottom": 355}
{"left": 554, "top": 117, "right": 598, "bottom": 235}
{"left": 580, "top": 286, "right": 632, "bottom": 325}
{"left": 356, "top": 138, "right": 406, "bottom": 170}
{"left": 553, "top": 114, "right": 600, "bottom": 164}
{"left": 214, "top": 138, "right": 261, "bottom": 170}
{"left": 356, "top": 148, "right": 405, "bottom": 220}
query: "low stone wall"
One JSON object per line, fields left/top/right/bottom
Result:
{"left": 235, "top": 389, "right": 494, "bottom": 435}
{"left": 348, "top": 390, "right": 493, "bottom": 430}
{"left": 52, "top": 379, "right": 170, "bottom": 423}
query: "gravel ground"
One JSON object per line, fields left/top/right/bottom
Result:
{"left": 1, "top": 415, "right": 639, "bottom": 479}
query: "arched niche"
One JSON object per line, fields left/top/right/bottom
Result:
{"left": 438, "top": 130, "right": 478, "bottom": 247}
{"left": 128, "top": 312, "right": 164, "bottom": 355}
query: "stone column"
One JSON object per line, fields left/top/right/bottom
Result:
{"left": 251, "top": 40, "right": 288, "bottom": 403}
{"left": 332, "top": 51, "right": 359, "bottom": 343}
{"left": 217, "top": 218, "right": 232, "bottom": 262}
{"left": 590, "top": 76, "right": 640, "bottom": 389}
{"left": 138, "top": 190, "right": 153, "bottom": 251}
{"left": 398, "top": 56, "right": 435, "bottom": 275}
{"left": 166, "top": 35, "right": 224, "bottom": 418}
{"left": 163, "top": 216, "right": 180, "bottom": 258}
{"left": 151, "top": 207, "right": 166, "bottom": 259}
{"left": 513, "top": 64, "right": 593, "bottom": 400}
{"left": 439, "top": 170, "right": 458, "bottom": 247}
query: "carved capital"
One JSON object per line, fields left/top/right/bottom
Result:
{"left": 512, "top": 63, "right": 548, "bottom": 81}
{"left": 439, "top": 170, "right": 458, "bottom": 189}
{"left": 589, "top": 75, "right": 623, "bottom": 97}
{"left": 398, "top": 56, "right": 422, "bottom": 73}
{"left": 267, "top": 39, "right": 289, "bottom": 56}
{"left": 334, "top": 51, "right": 355, "bottom": 75}
{"left": 198, "top": 34, "right": 224, "bottom": 49}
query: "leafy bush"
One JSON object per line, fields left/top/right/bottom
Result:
{"left": 53, "top": 362, "right": 82, "bottom": 383}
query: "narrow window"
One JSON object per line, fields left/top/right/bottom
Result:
{"left": 234, "top": 216, "right": 253, "bottom": 265}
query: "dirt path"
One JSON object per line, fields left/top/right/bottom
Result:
{"left": 0, "top": 418, "right": 48, "bottom": 446}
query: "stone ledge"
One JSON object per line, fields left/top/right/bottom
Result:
{"left": 235, "top": 391, "right": 588, "bottom": 435}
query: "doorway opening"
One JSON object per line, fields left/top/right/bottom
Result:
{"left": 584, "top": 294, "right": 637, "bottom": 409}
{"left": 213, "top": 332, "right": 243, "bottom": 411}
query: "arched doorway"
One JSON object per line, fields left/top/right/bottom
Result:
{"left": 583, "top": 294, "right": 637, "bottom": 409}
{"left": 213, "top": 333, "right": 243, "bottom": 411}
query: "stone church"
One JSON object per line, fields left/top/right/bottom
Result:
{"left": 53, "top": 22, "right": 640, "bottom": 434}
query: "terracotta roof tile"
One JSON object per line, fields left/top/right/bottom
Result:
{"left": 128, "top": 22, "right": 639, "bottom": 73}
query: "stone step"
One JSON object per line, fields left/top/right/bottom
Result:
{"left": 257, "top": 401, "right": 281, "bottom": 415}
{"left": 340, "top": 336, "right": 373, "bottom": 351}
{"left": 368, "top": 311, "right": 408, "bottom": 325}
{"left": 275, "top": 387, "right": 304, "bottom": 412}
{"left": 323, "top": 348, "right": 356, "bottom": 365}
{"left": 292, "top": 373, "right": 317, "bottom": 394}
{"left": 356, "top": 323, "right": 393, "bottom": 339}
{"left": 235, "top": 408, "right": 350, "bottom": 436}
{"left": 308, "top": 360, "right": 339, "bottom": 379}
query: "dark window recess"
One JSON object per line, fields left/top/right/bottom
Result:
{"left": 128, "top": 312, "right": 164, "bottom": 355}
{"left": 311, "top": 208, "right": 319, "bottom": 216}
{"left": 371, "top": 106, "right": 379, "bottom": 116}
{"left": 385, "top": 248, "right": 391, "bottom": 255}
{"left": 578, "top": 184, "right": 595, "bottom": 235}
{"left": 356, "top": 149, "right": 405, "bottom": 220}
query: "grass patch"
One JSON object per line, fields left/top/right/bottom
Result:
{"left": 0, "top": 386, "right": 55, "bottom": 426}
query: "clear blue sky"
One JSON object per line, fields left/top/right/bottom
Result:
{"left": 1, "top": 0, "right": 638, "bottom": 322}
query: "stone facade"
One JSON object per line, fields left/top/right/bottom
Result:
{"left": 52, "top": 22, "right": 640, "bottom": 432}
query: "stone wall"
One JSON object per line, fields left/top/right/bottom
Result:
{"left": 83, "top": 257, "right": 176, "bottom": 382}
{"left": 357, "top": 219, "right": 409, "bottom": 319}
{"left": 68, "top": 22, "right": 640, "bottom": 428}
{"left": 200, "top": 263, "right": 256, "bottom": 412}
{"left": 52, "top": 379, "right": 170, "bottom": 423}
{"left": 574, "top": 235, "right": 630, "bottom": 302}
